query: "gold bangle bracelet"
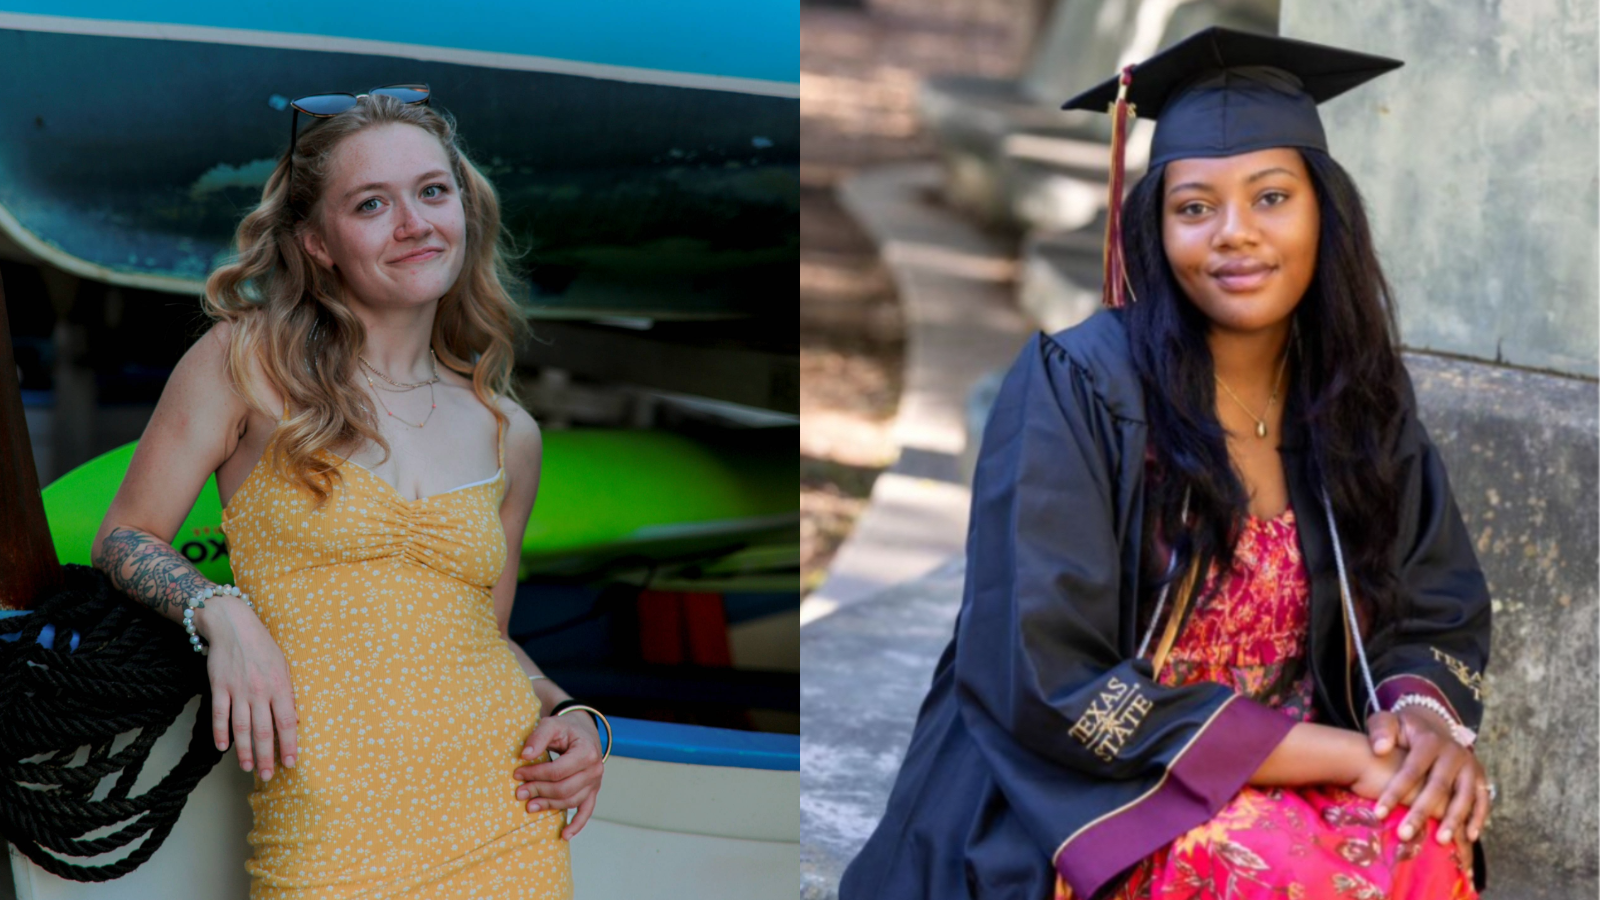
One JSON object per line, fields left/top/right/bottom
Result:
{"left": 528, "top": 674, "right": 550, "bottom": 682}
{"left": 556, "top": 704, "right": 612, "bottom": 764}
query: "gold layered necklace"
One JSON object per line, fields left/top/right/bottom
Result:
{"left": 1215, "top": 346, "right": 1289, "bottom": 440}
{"left": 359, "top": 349, "right": 439, "bottom": 429}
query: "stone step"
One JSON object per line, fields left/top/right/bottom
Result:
{"left": 917, "top": 73, "right": 1117, "bottom": 229}
{"left": 1018, "top": 221, "right": 1108, "bottom": 335}
{"left": 1001, "top": 132, "right": 1142, "bottom": 233}
{"left": 800, "top": 558, "right": 967, "bottom": 899}
{"left": 914, "top": 0, "right": 1279, "bottom": 234}
{"left": 800, "top": 162, "right": 1031, "bottom": 624}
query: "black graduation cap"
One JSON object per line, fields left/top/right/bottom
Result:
{"left": 1059, "top": 27, "right": 1402, "bottom": 307}
{"left": 1063, "top": 27, "right": 1403, "bottom": 167}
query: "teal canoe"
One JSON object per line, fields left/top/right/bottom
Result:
{"left": 0, "top": 2, "right": 797, "bottom": 321}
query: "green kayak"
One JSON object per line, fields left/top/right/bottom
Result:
{"left": 42, "top": 429, "right": 798, "bottom": 583}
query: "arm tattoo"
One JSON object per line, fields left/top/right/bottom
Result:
{"left": 92, "top": 526, "right": 213, "bottom": 618}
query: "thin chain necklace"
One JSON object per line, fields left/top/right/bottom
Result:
{"left": 1216, "top": 345, "right": 1290, "bottom": 440}
{"left": 359, "top": 348, "right": 439, "bottom": 389}
{"left": 359, "top": 352, "right": 438, "bottom": 428}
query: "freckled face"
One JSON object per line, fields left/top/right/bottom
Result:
{"left": 300, "top": 122, "right": 466, "bottom": 312}
{"left": 1161, "top": 148, "right": 1319, "bottom": 336}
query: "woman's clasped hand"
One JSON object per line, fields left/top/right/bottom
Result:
{"left": 1361, "top": 706, "right": 1491, "bottom": 868}
{"left": 513, "top": 713, "right": 606, "bottom": 840}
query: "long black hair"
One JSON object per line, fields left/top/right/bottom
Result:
{"left": 1123, "top": 148, "right": 1406, "bottom": 633}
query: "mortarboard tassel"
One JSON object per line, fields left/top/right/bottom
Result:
{"left": 1101, "top": 65, "right": 1136, "bottom": 309}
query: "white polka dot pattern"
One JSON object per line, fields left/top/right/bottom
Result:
{"left": 221, "top": 421, "right": 572, "bottom": 899}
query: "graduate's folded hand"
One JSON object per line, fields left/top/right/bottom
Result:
{"left": 1346, "top": 739, "right": 1413, "bottom": 804}
{"left": 1365, "top": 708, "right": 1490, "bottom": 850}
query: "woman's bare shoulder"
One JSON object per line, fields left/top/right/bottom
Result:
{"left": 164, "top": 321, "right": 251, "bottom": 426}
{"left": 111, "top": 321, "right": 256, "bottom": 535}
{"left": 496, "top": 395, "right": 541, "bottom": 448}
{"left": 496, "top": 396, "right": 542, "bottom": 492}
{"left": 192, "top": 319, "right": 284, "bottom": 420}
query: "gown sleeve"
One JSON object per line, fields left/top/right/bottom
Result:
{"left": 1367, "top": 376, "right": 1492, "bottom": 732}
{"left": 951, "top": 334, "right": 1297, "bottom": 898}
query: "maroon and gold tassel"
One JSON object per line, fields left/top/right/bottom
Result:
{"left": 1101, "top": 65, "right": 1136, "bottom": 309}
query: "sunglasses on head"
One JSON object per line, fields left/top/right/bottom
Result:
{"left": 286, "top": 84, "right": 431, "bottom": 177}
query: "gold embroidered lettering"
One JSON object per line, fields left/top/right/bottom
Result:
{"left": 1069, "top": 676, "right": 1153, "bottom": 761}
{"left": 1431, "top": 648, "right": 1485, "bottom": 701}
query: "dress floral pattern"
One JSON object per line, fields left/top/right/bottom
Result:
{"left": 222, "top": 419, "right": 572, "bottom": 899}
{"left": 1054, "top": 509, "right": 1477, "bottom": 900}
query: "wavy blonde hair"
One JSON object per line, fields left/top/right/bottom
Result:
{"left": 204, "top": 93, "right": 529, "bottom": 503}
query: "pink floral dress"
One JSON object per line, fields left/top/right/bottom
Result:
{"left": 1055, "top": 508, "right": 1477, "bottom": 900}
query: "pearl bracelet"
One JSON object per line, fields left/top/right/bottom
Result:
{"left": 1391, "top": 693, "right": 1476, "bottom": 748}
{"left": 182, "top": 584, "right": 255, "bottom": 656}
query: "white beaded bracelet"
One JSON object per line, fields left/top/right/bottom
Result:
{"left": 182, "top": 584, "right": 255, "bottom": 656}
{"left": 1391, "top": 693, "right": 1477, "bottom": 748}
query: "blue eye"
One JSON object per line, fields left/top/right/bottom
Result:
{"left": 358, "top": 197, "right": 381, "bottom": 213}
{"left": 423, "top": 183, "right": 448, "bottom": 198}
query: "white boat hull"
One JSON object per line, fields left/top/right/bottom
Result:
{"left": 8, "top": 698, "right": 798, "bottom": 898}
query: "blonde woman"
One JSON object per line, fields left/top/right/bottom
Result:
{"left": 90, "top": 88, "right": 600, "bottom": 898}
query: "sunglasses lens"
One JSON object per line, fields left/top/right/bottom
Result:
{"left": 293, "top": 93, "right": 358, "bottom": 116}
{"left": 370, "top": 85, "right": 430, "bottom": 104}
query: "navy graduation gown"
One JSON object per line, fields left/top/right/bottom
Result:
{"left": 837, "top": 309, "right": 1491, "bottom": 899}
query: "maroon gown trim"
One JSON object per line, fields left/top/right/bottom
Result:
{"left": 1052, "top": 694, "right": 1297, "bottom": 897}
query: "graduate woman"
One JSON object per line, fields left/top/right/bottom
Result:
{"left": 839, "top": 29, "right": 1492, "bottom": 900}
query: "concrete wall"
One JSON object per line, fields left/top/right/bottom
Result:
{"left": 1407, "top": 354, "right": 1598, "bottom": 892}
{"left": 1282, "top": 1, "right": 1599, "bottom": 378}
{"left": 1283, "top": 1, "right": 1600, "bottom": 888}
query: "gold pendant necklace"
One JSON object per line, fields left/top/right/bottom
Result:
{"left": 1216, "top": 347, "right": 1289, "bottom": 439}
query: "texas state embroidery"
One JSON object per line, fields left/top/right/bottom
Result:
{"left": 1431, "top": 647, "right": 1485, "bottom": 701}
{"left": 1069, "top": 676, "right": 1153, "bottom": 761}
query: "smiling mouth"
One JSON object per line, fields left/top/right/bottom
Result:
{"left": 1210, "top": 263, "right": 1276, "bottom": 292}
{"left": 393, "top": 248, "right": 442, "bottom": 264}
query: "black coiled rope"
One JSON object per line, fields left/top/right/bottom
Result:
{"left": 0, "top": 563, "right": 223, "bottom": 881}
